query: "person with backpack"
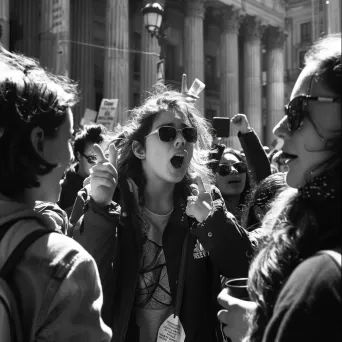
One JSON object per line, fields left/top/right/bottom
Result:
{"left": 218, "top": 33, "right": 341, "bottom": 342}
{"left": 0, "top": 45, "right": 111, "bottom": 341}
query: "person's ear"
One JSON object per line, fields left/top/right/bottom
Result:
{"left": 132, "top": 140, "right": 145, "bottom": 160}
{"left": 30, "top": 126, "right": 45, "bottom": 156}
{"left": 75, "top": 151, "right": 81, "bottom": 162}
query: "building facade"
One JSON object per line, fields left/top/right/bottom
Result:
{"left": 284, "top": 0, "right": 341, "bottom": 100}
{"left": 1, "top": 0, "right": 323, "bottom": 148}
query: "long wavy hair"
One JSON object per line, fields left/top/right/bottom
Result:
{"left": 243, "top": 33, "right": 342, "bottom": 342}
{"left": 112, "top": 84, "right": 215, "bottom": 205}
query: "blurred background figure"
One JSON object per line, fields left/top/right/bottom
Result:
{"left": 58, "top": 124, "right": 107, "bottom": 216}
{"left": 215, "top": 147, "right": 251, "bottom": 221}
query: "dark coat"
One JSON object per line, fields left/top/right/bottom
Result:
{"left": 73, "top": 177, "right": 253, "bottom": 342}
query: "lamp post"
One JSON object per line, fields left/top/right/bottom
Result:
{"left": 142, "top": 2, "right": 165, "bottom": 41}
{"left": 141, "top": 2, "right": 166, "bottom": 83}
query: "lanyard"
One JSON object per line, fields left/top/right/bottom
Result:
{"left": 174, "top": 231, "right": 189, "bottom": 317}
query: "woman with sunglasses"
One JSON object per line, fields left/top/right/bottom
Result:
{"left": 73, "top": 85, "right": 253, "bottom": 342}
{"left": 215, "top": 148, "right": 250, "bottom": 221}
{"left": 218, "top": 33, "right": 341, "bottom": 342}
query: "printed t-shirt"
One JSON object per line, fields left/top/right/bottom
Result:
{"left": 135, "top": 207, "right": 174, "bottom": 342}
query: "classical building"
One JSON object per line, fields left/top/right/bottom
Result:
{"left": 0, "top": 0, "right": 311, "bottom": 148}
{"left": 284, "top": 0, "right": 341, "bottom": 100}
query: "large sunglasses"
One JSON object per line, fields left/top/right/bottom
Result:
{"left": 80, "top": 152, "right": 97, "bottom": 164}
{"left": 285, "top": 95, "right": 341, "bottom": 132}
{"left": 145, "top": 125, "right": 198, "bottom": 143}
{"left": 216, "top": 162, "right": 247, "bottom": 176}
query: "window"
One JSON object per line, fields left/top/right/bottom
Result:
{"left": 300, "top": 22, "right": 311, "bottom": 43}
{"left": 165, "top": 44, "right": 176, "bottom": 81}
{"left": 205, "top": 55, "right": 216, "bottom": 90}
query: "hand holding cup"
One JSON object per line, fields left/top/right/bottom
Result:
{"left": 217, "top": 278, "right": 257, "bottom": 342}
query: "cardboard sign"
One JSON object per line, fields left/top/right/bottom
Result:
{"left": 80, "top": 108, "right": 97, "bottom": 126}
{"left": 96, "top": 99, "right": 118, "bottom": 131}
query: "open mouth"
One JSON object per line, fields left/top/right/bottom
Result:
{"left": 170, "top": 154, "right": 185, "bottom": 169}
{"left": 282, "top": 151, "right": 298, "bottom": 163}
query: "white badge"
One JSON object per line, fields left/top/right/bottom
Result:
{"left": 156, "top": 314, "right": 186, "bottom": 342}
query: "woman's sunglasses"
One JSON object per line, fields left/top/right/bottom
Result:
{"left": 216, "top": 162, "right": 247, "bottom": 176}
{"left": 145, "top": 126, "right": 198, "bottom": 143}
{"left": 285, "top": 95, "right": 341, "bottom": 132}
{"left": 80, "top": 152, "right": 97, "bottom": 164}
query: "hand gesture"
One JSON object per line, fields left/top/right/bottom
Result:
{"left": 217, "top": 289, "right": 257, "bottom": 342}
{"left": 185, "top": 176, "right": 212, "bottom": 222}
{"left": 231, "top": 114, "right": 251, "bottom": 134}
{"left": 181, "top": 74, "right": 197, "bottom": 102}
{"left": 90, "top": 143, "right": 118, "bottom": 207}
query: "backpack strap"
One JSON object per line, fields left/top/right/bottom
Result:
{"left": 0, "top": 218, "right": 56, "bottom": 342}
{"left": 0, "top": 229, "right": 53, "bottom": 278}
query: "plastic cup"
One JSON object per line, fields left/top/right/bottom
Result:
{"left": 224, "top": 277, "right": 250, "bottom": 301}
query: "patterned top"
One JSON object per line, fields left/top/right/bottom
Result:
{"left": 135, "top": 206, "right": 174, "bottom": 341}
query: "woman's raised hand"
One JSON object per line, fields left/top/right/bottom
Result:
{"left": 185, "top": 176, "right": 212, "bottom": 222}
{"left": 90, "top": 143, "right": 118, "bottom": 207}
{"left": 231, "top": 114, "right": 251, "bottom": 134}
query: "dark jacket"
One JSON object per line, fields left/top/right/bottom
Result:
{"left": 73, "top": 176, "right": 253, "bottom": 342}
{"left": 58, "top": 164, "right": 85, "bottom": 216}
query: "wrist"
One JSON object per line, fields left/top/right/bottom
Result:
{"left": 240, "top": 126, "right": 253, "bottom": 134}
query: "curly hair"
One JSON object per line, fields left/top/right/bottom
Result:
{"left": 243, "top": 34, "right": 341, "bottom": 342}
{"left": 0, "top": 44, "right": 79, "bottom": 198}
{"left": 111, "top": 84, "right": 214, "bottom": 205}
{"left": 73, "top": 124, "right": 107, "bottom": 158}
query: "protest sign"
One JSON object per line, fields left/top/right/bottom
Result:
{"left": 80, "top": 108, "right": 97, "bottom": 126}
{"left": 96, "top": 99, "right": 118, "bottom": 131}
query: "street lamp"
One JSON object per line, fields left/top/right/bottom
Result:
{"left": 141, "top": 2, "right": 165, "bottom": 41}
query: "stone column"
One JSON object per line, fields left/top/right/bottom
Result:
{"left": 265, "top": 26, "right": 286, "bottom": 145}
{"left": 55, "top": 0, "right": 70, "bottom": 76}
{"left": 140, "top": 0, "right": 161, "bottom": 101}
{"left": 40, "top": 0, "right": 70, "bottom": 76}
{"left": 0, "top": 0, "right": 10, "bottom": 49}
{"left": 104, "top": 0, "right": 129, "bottom": 126}
{"left": 12, "top": 0, "right": 40, "bottom": 58}
{"left": 220, "top": 5, "right": 242, "bottom": 149}
{"left": 241, "top": 16, "right": 264, "bottom": 140}
{"left": 71, "top": 0, "right": 95, "bottom": 127}
{"left": 184, "top": 0, "right": 205, "bottom": 114}
{"left": 40, "top": 0, "right": 55, "bottom": 71}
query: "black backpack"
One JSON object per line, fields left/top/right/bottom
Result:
{"left": 0, "top": 218, "right": 54, "bottom": 342}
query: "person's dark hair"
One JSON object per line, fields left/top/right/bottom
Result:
{"left": 73, "top": 124, "right": 107, "bottom": 158}
{"left": 221, "top": 147, "right": 252, "bottom": 212}
{"left": 0, "top": 44, "right": 78, "bottom": 198}
{"left": 241, "top": 172, "right": 287, "bottom": 231}
{"left": 112, "top": 83, "right": 214, "bottom": 205}
{"left": 243, "top": 34, "right": 341, "bottom": 342}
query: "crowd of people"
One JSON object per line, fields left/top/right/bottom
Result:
{"left": 0, "top": 32, "right": 340, "bottom": 342}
